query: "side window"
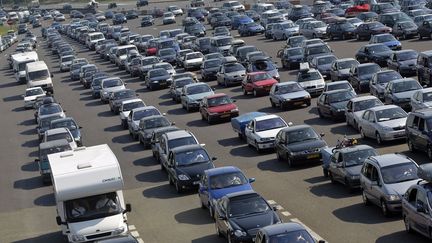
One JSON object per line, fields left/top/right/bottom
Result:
{"left": 406, "top": 114, "right": 415, "bottom": 128}
{"left": 417, "top": 190, "right": 429, "bottom": 213}
{"left": 371, "top": 166, "right": 379, "bottom": 182}
{"left": 362, "top": 162, "right": 371, "bottom": 179}
{"left": 362, "top": 111, "right": 370, "bottom": 120}
{"left": 407, "top": 188, "right": 417, "bottom": 205}
{"left": 419, "top": 118, "right": 425, "bottom": 131}
{"left": 347, "top": 101, "right": 352, "bottom": 111}
{"left": 368, "top": 112, "right": 375, "bottom": 122}
{"left": 413, "top": 115, "right": 420, "bottom": 129}
{"left": 418, "top": 55, "right": 424, "bottom": 66}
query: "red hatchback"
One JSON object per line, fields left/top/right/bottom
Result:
{"left": 199, "top": 93, "right": 239, "bottom": 124}
{"left": 242, "top": 72, "right": 278, "bottom": 97}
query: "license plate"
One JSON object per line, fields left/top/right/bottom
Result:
{"left": 294, "top": 101, "right": 304, "bottom": 105}
{"left": 307, "top": 154, "right": 320, "bottom": 159}
{"left": 193, "top": 181, "right": 200, "bottom": 185}
{"left": 221, "top": 114, "right": 230, "bottom": 118}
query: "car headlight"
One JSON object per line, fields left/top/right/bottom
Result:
{"left": 178, "top": 174, "right": 190, "bottom": 180}
{"left": 42, "top": 169, "right": 51, "bottom": 174}
{"left": 317, "top": 84, "right": 325, "bottom": 88}
{"left": 259, "top": 137, "right": 272, "bottom": 142}
{"left": 382, "top": 126, "right": 393, "bottom": 131}
{"left": 71, "top": 234, "right": 85, "bottom": 242}
{"left": 234, "top": 230, "right": 247, "bottom": 237}
{"left": 290, "top": 151, "right": 303, "bottom": 156}
{"left": 103, "top": 91, "right": 108, "bottom": 95}
{"left": 231, "top": 108, "right": 239, "bottom": 112}
{"left": 387, "top": 194, "right": 400, "bottom": 201}
{"left": 113, "top": 226, "right": 125, "bottom": 235}
{"left": 349, "top": 175, "right": 360, "bottom": 180}
{"left": 304, "top": 95, "right": 311, "bottom": 99}
{"left": 74, "top": 136, "right": 81, "bottom": 141}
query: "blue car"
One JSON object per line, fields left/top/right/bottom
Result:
{"left": 231, "top": 111, "right": 267, "bottom": 138}
{"left": 238, "top": 22, "right": 265, "bottom": 36}
{"left": 231, "top": 15, "right": 254, "bottom": 29}
{"left": 198, "top": 166, "right": 255, "bottom": 218}
{"left": 369, "top": 33, "right": 402, "bottom": 50}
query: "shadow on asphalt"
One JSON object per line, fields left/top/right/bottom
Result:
{"left": 12, "top": 231, "right": 64, "bottom": 243}
{"left": 174, "top": 208, "right": 214, "bottom": 225}
{"left": 104, "top": 124, "right": 124, "bottom": 132}
{"left": 330, "top": 124, "right": 357, "bottom": 136}
{"left": 98, "top": 110, "right": 116, "bottom": 117}
{"left": 112, "top": 134, "right": 134, "bottom": 144}
{"left": 167, "top": 107, "right": 188, "bottom": 115}
{"left": 191, "top": 235, "right": 225, "bottom": 243}
{"left": 304, "top": 175, "right": 328, "bottom": 184}
{"left": 303, "top": 116, "right": 335, "bottom": 126}
{"left": 309, "top": 181, "right": 360, "bottom": 199}
{"left": 332, "top": 203, "right": 399, "bottom": 224}
{"left": 257, "top": 158, "right": 289, "bottom": 173}
{"left": 19, "top": 119, "right": 36, "bottom": 126}
{"left": 186, "top": 119, "right": 209, "bottom": 128}
{"left": 85, "top": 100, "right": 103, "bottom": 107}
{"left": 20, "top": 128, "right": 37, "bottom": 136}
{"left": 159, "top": 93, "right": 171, "bottom": 99}
{"left": 12, "top": 107, "right": 26, "bottom": 112}
{"left": 34, "top": 193, "right": 55, "bottom": 207}
{"left": 0, "top": 81, "right": 20, "bottom": 89}
{"left": 159, "top": 99, "right": 177, "bottom": 106}
{"left": 14, "top": 176, "right": 46, "bottom": 190}
{"left": 375, "top": 230, "right": 429, "bottom": 243}
{"left": 21, "top": 161, "right": 38, "bottom": 172}
{"left": 122, "top": 143, "right": 144, "bottom": 153}
{"left": 79, "top": 95, "right": 95, "bottom": 101}
{"left": 257, "top": 106, "right": 286, "bottom": 114}
{"left": 229, "top": 145, "right": 267, "bottom": 158}
{"left": 142, "top": 183, "right": 194, "bottom": 199}
{"left": 133, "top": 157, "right": 158, "bottom": 167}
{"left": 135, "top": 169, "right": 167, "bottom": 183}
{"left": 3, "top": 94, "right": 23, "bottom": 102}
{"left": 217, "top": 137, "right": 244, "bottom": 147}
{"left": 72, "top": 86, "right": 86, "bottom": 91}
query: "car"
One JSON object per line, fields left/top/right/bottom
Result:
{"left": 50, "top": 117, "right": 83, "bottom": 146}
{"left": 417, "top": 50, "right": 432, "bottom": 86}
{"left": 216, "top": 62, "right": 246, "bottom": 87}
{"left": 323, "top": 81, "right": 354, "bottom": 94}
{"left": 214, "top": 190, "right": 281, "bottom": 242}
{"left": 100, "top": 77, "right": 126, "bottom": 103}
{"left": 358, "top": 105, "right": 408, "bottom": 144}
{"left": 255, "top": 223, "right": 324, "bottom": 243}
{"left": 231, "top": 15, "right": 253, "bottom": 29}
{"left": 317, "top": 89, "right": 357, "bottom": 120}
{"left": 167, "top": 5, "right": 183, "bottom": 16}
{"left": 36, "top": 102, "right": 65, "bottom": 125}
{"left": 369, "top": 70, "right": 403, "bottom": 100}
{"left": 191, "top": 0, "right": 205, "bottom": 7}
{"left": 357, "top": 12, "right": 379, "bottom": 22}
{"left": 59, "top": 55, "right": 75, "bottom": 72}
{"left": 355, "top": 43, "right": 393, "bottom": 66}
{"left": 158, "top": 130, "right": 200, "bottom": 169}
{"left": 163, "top": 12, "right": 176, "bottom": 25}
{"left": 170, "top": 77, "right": 195, "bottom": 103}
{"left": 36, "top": 139, "right": 72, "bottom": 184}
{"left": 126, "top": 10, "right": 139, "bottom": 20}
{"left": 271, "top": 21, "right": 299, "bottom": 40}
{"left": 384, "top": 78, "right": 422, "bottom": 110}
{"left": 386, "top": 50, "right": 418, "bottom": 77}
{"left": 269, "top": 81, "right": 311, "bottom": 109}
{"left": 355, "top": 22, "right": 392, "bottom": 40}
{"left": 242, "top": 72, "right": 278, "bottom": 97}
{"left": 406, "top": 108, "right": 432, "bottom": 159}
{"left": 345, "top": 96, "right": 384, "bottom": 130}
{"left": 136, "top": 0, "right": 148, "bottom": 7}
{"left": 392, "top": 21, "right": 419, "bottom": 39}
{"left": 410, "top": 88, "right": 432, "bottom": 111}
{"left": 213, "top": 26, "right": 231, "bottom": 37}
{"left": 230, "top": 112, "right": 267, "bottom": 139}
{"left": 371, "top": 3, "right": 398, "bottom": 14}
{"left": 108, "top": 89, "right": 138, "bottom": 114}
{"left": 153, "top": 62, "right": 176, "bottom": 77}
{"left": 369, "top": 33, "right": 402, "bottom": 50}
{"left": 222, "top": 1, "right": 245, "bottom": 12}
{"left": 119, "top": 99, "right": 146, "bottom": 129}
{"left": 138, "top": 56, "right": 160, "bottom": 79}
{"left": 201, "top": 58, "right": 222, "bottom": 82}
{"left": 141, "top": 15, "right": 154, "bottom": 27}
{"left": 181, "top": 83, "right": 215, "bottom": 112}
{"left": 310, "top": 55, "right": 337, "bottom": 79}
{"left": 199, "top": 93, "right": 239, "bottom": 124}
{"left": 418, "top": 20, "right": 432, "bottom": 39}
{"left": 23, "top": 87, "right": 46, "bottom": 109}
{"left": 299, "top": 20, "right": 328, "bottom": 39}
{"left": 275, "top": 124, "right": 327, "bottom": 167}
{"left": 145, "top": 68, "right": 172, "bottom": 91}
{"left": 127, "top": 106, "right": 162, "bottom": 140}
{"left": 183, "top": 52, "right": 204, "bottom": 71}
{"left": 328, "top": 145, "right": 379, "bottom": 191}
{"left": 43, "top": 127, "right": 77, "bottom": 149}
{"left": 90, "top": 73, "right": 110, "bottom": 98}
{"left": 210, "top": 15, "right": 232, "bottom": 29}
{"left": 245, "top": 10, "right": 260, "bottom": 21}
{"left": 157, "top": 48, "right": 176, "bottom": 66}
{"left": 288, "top": 5, "right": 312, "bottom": 21}
{"left": 245, "top": 114, "right": 291, "bottom": 152}
{"left": 360, "top": 153, "right": 420, "bottom": 216}
{"left": 280, "top": 47, "right": 303, "bottom": 69}
{"left": 402, "top": 164, "right": 432, "bottom": 238}
{"left": 348, "top": 63, "right": 381, "bottom": 93}
{"left": 414, "top": 14, "right": 432, "bottom": 27}
{"left": 327, "top": 20, "right": 357, "bottom": 40}
{"left": 303, "top": 43, "right": 333, "bottom": 63}
{"left": 94, "top": 234, "right": 139, "bottom": 243}
{"left": 297, "top": 67, "right": 326, "bottom": 96}
{"left": 37, "top": 114, "right": 65, "bottom": 141}
{"left": 247, "top": 56, "right": 280, "bottom": 81}
{"left": 238, "top": 22, "right": 265, "bottom": 36}
{"left": 112, "top": 13, "right": 127, "bottom": 25}
{"left": 138, "top": 115, "right": 173, "bottom": 148}
{"left": 150, "top": 126, "right": 180, "bottom": 161}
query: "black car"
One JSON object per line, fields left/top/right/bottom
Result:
{"left": 113, "top": 13, "right": 127, "bottom": 25}
{"left": 275, "top": 125, "right": 327, "bottom": 167}
{"left": 126, "top": 10, "right": 139, "bottom": 20}
{"left": 418, "top": 20, "right": 432, "bottom": 39}
{"left": 184, "top": 23, "right": 206, "bottom": 37}
{"left": 355, "top": 43, "right": 393, "bottom": 66}
{"left": 201, "top": 58, "right": 222, "bottom": 81}
{"left": 327, "top": 21, "right": 356, "bottom": 40}
{"left": 105, "top": 10, "right": 114, "bottom": 19}
{"left": 141, "top": 15, "right": 154, "bottom": 27}
{"left": 288, "top": 5, "right": 312, "bottom": 21}
{"left": 387, "top": 49, "right": 418, "bottom": 77}
{"left": 215, "top": 190, "right": 280, "bottom": 242}
{"left": 18, "top": 24, "right": 28, "bottom": 34}
{"left": 136, "top": 0, "right": 148, "bottom": 7}
{"left": 164, "top": 144, "right": 215, "bottom": 193}
{"left": 348, "top": 63, "right": 381, "bottom": 93}
{"left": 256, "top": 223, "right": 324, "bottom": 243}
{"left": 317, "top": 89, "right": 356, "bottom": 120}
{"left": 193, "top": 37, "right": 211, "bottom": 54}
{"left": 280, "top": 47, "right": 303, "bottom": 69}
{"left": 355, "top": 22, "right": 392, "bottom": 40}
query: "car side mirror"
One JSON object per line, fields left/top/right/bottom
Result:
{"left": 79, "top": 126, "right": 83, "bottom": 129}
{"left": 248, "top": 178, "right": 255, "bottom": 183}
{"left": 218, "top": 215, "right": 227, "bottom": 220}
{"left": 125, "top": 203, "right": 132, "bottom": 213}
{"left": 320, "top": 133, "right": 325, "bottom": 137}
{"left": 288, "top": 122, "right": 293, "bottom": 126}
{"left": 56, "top": 216, "right": 65, "bottom": 225}
{"left": 232, "top": 99, "right": 237, "bottom": 103}
{"left": 211, "top": 157, "right": 217, "bottom": 161}
{"left": 171, "top": 122, "right": 176, "bottom": 125}
{"left": 347, "top": 109, "right": 352, "bottom": 112}
{"left": 51, "top": 73, "right": 54, "bottom": 77}
{"left": 318, "top": 240, "right": 326, "bottom": 243}
{"left": 417, "top": 203, "right": 425, "bottom": 213}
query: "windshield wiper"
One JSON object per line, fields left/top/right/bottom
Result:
{"left": 179, "top": 161, "right": 207, "bottom": 167}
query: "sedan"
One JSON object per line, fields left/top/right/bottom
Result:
{"left": 369, "top": 33, "right": 402, "bottom": 50}
{"left": 127, "top": 106, "right": 162, "bottom": 140}
{"left": 216, "top": 62, "right": 246, "bottom": 87}
{"left": 330, "top": 58, "right": 359, "bottom": 81}
{"left": 410, "top": 88, "right": 432, "bottom": 111}
{"left": 138, "top": 115, "right": 173, "bottom": 148}
{"left": 418, "top": 20, "right": 432, "bottom": 39}
{"left": 181, "top": 83, "right": 215, "bottom": 112}
{"left": 355, "top": 21, "right": 392, "bottom": 40}
{"left": 386, "top": 49, "right": 418, "bottom": 77}
{"left": 23, "top": 87, "right": 46, "bottom": 109}
{"left": 183, "top": 52, "right": 204, "bottom": 71}
{"left": 238, "top": 22, "right": 265, "bottom": 36}
{"left": 369, "top": 70, "right": 403, "bottom": 100}
{"left": 199, "top": 93, "right": 239, "bottom": 124}
{"left": 345, "top": 95, "right": 384, "bottom": 130}
{"left": 348, "top": 63, "right": 381, "bottom": 93}
{"left": 384, "top": 78, "right": 422, "bottom": 110}
{"left": 256, "top": 223, "right": 324, "bottom": 243}
{"left": 201, "top": 58, "right": 222, "bottom": 82}
{"left": 108, "top": 89, "right": 138, "bottom": 114}
{"left": 242, "top": 72, "right": 278, "bottom": 97}
{"left": 170, "top": 77, "right": 195, "bottom": 103}
{"left": 317, "top": 89, "right": 356, "bottom": 120}
{"left": 280, "top": 47, "right": 303, "bottom": 70}
{"left": 355, "top": 43, "right": 393, "bottom": 66}
{"left": 145, "top": 68, "right": 171, "bottom": 90}
{"left": 269, "top": 81, "right": 311, "bottom": 109}
{"left": 50, "top": 117, "right": 83, "bottom": 146}
{"left": 358, "top": 105, "right": 408, "bottom": 144}
{"left": 392, "top": 21, "right": 418, "bottom": 39}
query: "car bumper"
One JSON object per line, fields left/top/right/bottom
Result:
{"left": 304, "top": 87, "right": 324, "bottom": 96}
{"left": 282, "top": 97, "right": 311, "bottom": 107}
{"left": 257, "top": 140, "right": 275, "bottom": 149}
{"left": 399, "top": 66, "right": 417, "bottom": 76}
{"left": 226, "top": 78, "right": 244, "bottom": 85}
{"left": 177, "top": 179, "right": 201, "bottom": 189}
{"left": 386, "top": 200, "right": 402, "bottom": 212}
{"left": 380, "top": 130, "right": 406, "bottom": 141}
{"left": 346, "top": 177, "right": 361, "bottom": 188}
{"left": 394, "top": 101, "right": 411, "bottom": 110}
{"left": 209, "top": 111, "right": 239, "bottom": 120}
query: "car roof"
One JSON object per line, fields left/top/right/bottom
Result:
{"left": 171, "top": 144, "right": 205, "bottom": 153}
{"left": 226, "top": 190, "right": 258, "bottom": 199}
{"left": 45, "top": 127, "right": 70, "bottom": 135}
{"left": 351, "top": 95, "right": 378, "bottom": 102}
{"left": 39, "top": 138, "right": 70, "bottom": 149}
{"left": 368, "top": 104, "right": 399, "bottom": 111}
{"left": 411, "top": 107, "right": 432, "bottom": 117}
{"left": 121, "top": 98, "right": 143, "bottom": 105}
{"left": 323, "top": 89, "right": 351, "bottom": 95}
{"left": 206, "top": 93, "right": 228, "bottom": 99}
{"left": 338, "top": 144, "right": 375, "bottom": 153}
{"left": 255, "top": 114, "right": 282, "bottom": 122}
{"left": 389, "top": 78, "right": 417, "bottom": 84}
{"left": 358, "top": 63, "right": 379, "bottom": 68}
{"left": 185, "top": 82, "right": 209, "bottom": 88}
{"left": 261, "top": 223, "right": 306, "bottom": 235}
{"left": 368, "top": 153, "right": 413, "bottom": 168}
{"left": 132, "top": 105, "right": 157, "bottom": 112}
{"left": 165, "top": 130, "right": 194, "bottom": 140}
{"left": 327, "top": 80, "right": 349, "bottom": 85}
{"left": 205, "top": 166, "right": 243, "bottom": 176}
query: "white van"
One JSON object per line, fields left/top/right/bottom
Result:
{"left": 86, "top": 32, "right": 105, "bottom": 50}
{"left": 114, "top": 44, "right": 138, "bottom": 69}
{"left": 26, "top": 61, "right": 54, "bottom": 94}
{"left": 12, "top": 51, "right": 39, "bottom": 83}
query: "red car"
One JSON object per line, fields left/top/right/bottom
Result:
{"left": 199, "top": 93, "right": 239, "bottom": 124}
{"left": 242, "top": 72, "right": 278, "bottom": 97}
{"left": 345, "top": 0, "right": 370, "bottom": 18}
{"left": 146, "top": 40, "right": 158, "bottom": 56}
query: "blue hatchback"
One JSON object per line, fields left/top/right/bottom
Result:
{"left": 198, "top": 166, "right": 255, "bottom": 218}
{"left": 231, "top": 15, "right": 254, "bottom": 29}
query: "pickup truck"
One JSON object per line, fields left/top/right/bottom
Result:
{"left": 231, "top": 112, "right": 267, "bottom": 139}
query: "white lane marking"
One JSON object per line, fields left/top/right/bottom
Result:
{"left": 137, "top": 239, "right": 145, "bottom": 243}
{"left": 129, "top": 225, "right": 136, "bottom": 231}
{"left": 267, "top": 200, "right": 277, "bottom": 205}
{"left": 275, "top": 205, "right": 284, "bottom": 210}
{"left": 290, "top": 218, "right": 327, "bottom": 243}
{"left": 130, "top": 231, "right": 140, "bottom": 238}
{"left": 281, "top": 211, "right": 291, "bottom": 217}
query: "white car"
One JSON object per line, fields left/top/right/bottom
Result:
{"left": 297, "top": 66, "right": 325, "bottom": 96}
{"left": 245, "top": 114, "right": 292, "bottom": 152}
{"left": 119, "top": 98, "right": 146, "bottom": 129}
{"left": 167, "top": 5, "right": 183, "bottom": 16}
{"left": 100, "top": 77, "right": 126, "bottom": 103}
{"left": 345, "top": 95, "right": 383, "bottom": 130}
{"left": 43, "top": 127, "right": 77, "bottom": 149}
{"left": 23, "top": 87, "right": 46, "bottom": 109}
{"left": 183, "top": 52, "right": 204, "bottom": 71}
{"left": 163, "top": 12, "right": 176, "bottom": 25}
{"left": 410, "top": 88, "right": 432, "bottom": 111}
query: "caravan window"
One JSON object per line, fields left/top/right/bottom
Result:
{"left": 28, "top": 69, "right": 49, "bottom": 81}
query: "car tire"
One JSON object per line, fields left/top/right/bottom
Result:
{"left": 381, "top": 200, "right": 390, "bottom": 217}
{"left": 408, "top": 139, "right": 416, "bottom": 152}
{"left": 360, "top": 128, "right": 366, "bottom": 139}
{"left": 254, "top": 140, "right": 261, "bottom": 153}
{"left": 428, "top": 145, "right": 432, "bottom": 160}
{"left": 139, "top": 136, "right": 143, "bottom": 144}
{"left": 253, "top": 89, "right": 258, "bottom": 97}
{"left": 208, "top": 204, "right": 214, "bottom": 218}
{"left": 404, "top": 216, "right": 414, "bottom": 234}
{"left": 270, "top": 99, "right": 276, "bottom": 108}
{"left": 376, "top": 132, "right": 382, "bottom": 145}
{"left": 279, "top": 101, "right": 284, "bottom": 109}
{"left": 356, "top": 34, "right": 361, "bottom": 41}
{"left": 243, "top": 87, "right": 247, "bottom": 95}
{"left": 318, "top": 108, "right": 324, "bottom": 118}
{"left": 207, "top": 115, "right": 213, "bottom": 124}
{"left": 160, "top": 163, "right": 165, "bottom": 171}
{"left": 175, "top": 181, "right": 183, "bottom": 193}
{"left": 216, "top": 223, "right": 223, "bottom": 237}
{"left": 403, "top": 33, "right": 407, "bottom": 40}
{"left": 168, "top": 174, "right": 174, "bottom": 185}
{"left": 283, "top": 34, "right": 287, "bottom": 40}
{"left": 323, "top": 168, "right": 328, "bottom": 177}
{"left": 329, "top": 171, "right": 335, "bottom": 183}
{"left": 362, "top": 190, "right": 370, "bottom": 206}
{"left": 287, "top": 156, "right": 294, "bottom": 168}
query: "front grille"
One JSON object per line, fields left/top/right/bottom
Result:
{"left": 305, "top": 86, "right": 316, "bottom": 89}
{"left": 86, "top": 232, "right": 112, "bottom": 240}
{"left": 304, "top": 148, "right": 320, "bottom": 153}
{"left": 291, "top": 97, "right": 304, "bottom": 101}
{"left": 247, "top": 228, "right": 259, "bottom": 237}
{"left": 393, "top": 126, "right": 405, "bottom": 131}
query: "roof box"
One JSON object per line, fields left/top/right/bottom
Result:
{"left": 299, "top": 62, "right": 309, "bottom": 72}
{"left": 418, "top": 163, "right": 432, "bottom": 182}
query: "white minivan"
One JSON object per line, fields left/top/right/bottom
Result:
{"left": 26, "top": 61, "right": 54, "bottom": 94}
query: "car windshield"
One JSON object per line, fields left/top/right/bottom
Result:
{"left": 40, "top": 105, "right": 62, "bottom": 115}
{"left": 225, "top": 64, "right": 245, "bottom": 73}
{"left": 208, "top": 96, "right": 232, "bottom": 107}
{"left": 199, "top": 38, "right": 210, "bottom": 45}
{"left": 368, "top": 45, "right": 391, "bottom": 53}
{"left": 204, "top": 59, "right": 222, "bottom": 68}
{"left": 339, "top": 22, "right": 355, "bottom": 29}
{"left": 40, "top": 115, "right": 63, "bottom": 128}
{"left": 209, "top": 172, "right": 248, "bottom": 189}
{"left": 286, "top": 127, "right": 319, "bottom": 144}
{"left": 143, "top": 58, "right": 158, "bottom": 66}
{"left": 51, "top": 120, "right": 78, "bottom": 130}
{"left": 369, "top": 22, "right": 385, "bottom": 28}
{"left": 28, "top": 69, "right": 49, "bottom": 81}
{"left": 175, "top": 79, "right": 194, "bottom": 88}
{"left": 327, "top": 83, "right": 351, "bottom": 91}
{"left": 65, "top": 192, "right": 122, "bottom": 223}
{"left": 312, "top": 21, "right": 326, "bottom": 28}
{"left": 40, "top": 144, "right": 71, "bottom": 157}
{"left": 168, "top": 136, "right": 197, "bottom": 149}
{"left": 256, "top": 117, "right": 286, "bottom": 132}
{"left": 289, "top": 37, "right": 305, "bottom": 46}
{"left": 397, "top": 51, "right": 418, "bottom": 61}
{"left": 423, "top": 92, "right": 432, "bottom": 102}
{"left": 216, "top": 38, "right": 232, "bottom": 46}
{"left": 142, "top": 117, "right": 170, "bottom": 129}
{"left": 160, "top": 40, "right": 175, "bottom": 49}
{"left": 268, "top": 230, "right": 315, "bottom": 243}
{"left": 277, "top": 83, "right": 303, "bottom": 94}
{"left": 318, "top": 56, "right": 336, "bottom": 65}
{"left": 343, "top": 149, "right": 378, "bottom": 167}
{"left": 399, "top": 21, "right": 416, "bottom": 28}
{"left": 251, "top": 73, "right": 272, "bottom": 82}
{"left": 228, "top": 196, "right": 269, "bottom": 217}
{"left": 281, "top": 22, "right": 296, "bottom": 28}
{"left": 26, "top": 89, "right": 44, "bottom": 96}
{"left": 175, "top": 149, "right": 210, "bottom": 166}
{"left": 375, "top": 107, "right": 407, "bottom": 121}
{"left": 150, "top": 69, "right": 168, "bottom": 77}
{"left": 298, "top": 71, "right": 321, "bottom": 82}
{"left": 381, "top": 162, "right": 418, "bottom": 184}
{"left": 160, "top": 49, "right": 176, "bottom": 56}
{"left": 133, "top": 109, "right": 160, "bottom": 120}
{"left": 359, "top": 65, "right": 380, "bottom": 77}
{"left": 103, "top": 79, "right": 122, "bottom": 88}
{"left": 328, "top": 91, "right": 355, "bottom": 103}
{"left": 286, "top": 48, "right": 303, "bottom": 56}
{"left": 187, "top": 53, "right": 203, "bottom": 59}
{"left": 46, "top": 132, "right": 73, "bottom": 143}
{"left": 309, "top": 45, "right": 331, "bottom": 56}
{"left": 392, "top": 81, "right": 421, "bottom": 93}
{"left": 252, "top": 60, "right": 275, "bottom": 71}
{"left": 123, "top": 101, "right": 144, "bottom": 111}
{"left": 187, "top": 84, "right": 212, "bottom": 95}
{"left": 62, "top": 56, "right": 74, "bottom": 62}
{"left": 113, "top": 90, "right": 134, "bottom": 99}
{"left": 376, "top": 71, "right": 402, "bottom": 84}
{"left": 354, "top": 99, "right": 382, "bottom": 111}
{"left": 164, "top": 12, "right": 174, "bottom": 17}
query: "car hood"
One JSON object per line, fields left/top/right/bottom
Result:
{"left": 383, "top": 40, "right": 400, "bottom": 46}
{"left": 185, "top": 57, "right": 203, "bottom": 63}
{"left": 210, "top": 184, "right": 253, "bottom": 200}
{"left": 393, "top": 90, "right": 418, "bottom": 100}
{"left": 330, "top": 100, "right": 349, "bottom": 110}
{"left": 254, "top": 80, "right": 277, "bottom": 87}
{"left": 150, "top": 75, "right": 170, "bottom": 81}
{"left": 230, "top": 211, "right": 276, "bottom": 232}
{"left": 226, "top": 70, "right": 246, "bottom": 77}
{"left": 398, "top": 59, "right": 416, "bottom": 67}
{"left": 345, "top": 164, "right": 362, "bottom": 176}
{"left": 187, "top": 91, "right": 214, "bottom": 101}
{"left": 176, "top": 162, "right": 214, "bottom": 179}
{"left": 256, "top": 127, "right": 286, "bottom": 138}
{"left": 103, "top": 86, "right": 125, "bottom": 93}
{"left": 279, "top": 90, "right": 310, "bottom": 99}
{"left": 385, "top": 179, "right": 421, "bottom": 196}
{"left": 208, "top": 103, "right": 237, "bottom": 113}
{"left": 68, "top": 213, "right": 126, "bottom": 236}
{"left": 288, "top": 139, "right": 327, "bottom": 153}
{"left": 379, "top": 117, "right": 406, "bottom": 128}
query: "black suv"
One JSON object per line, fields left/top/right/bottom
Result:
{"left": 406, "top": 108, "right": 432, "bottom": 160}
{"left": 417, "top": 50, "right": 432, "bottom": 86}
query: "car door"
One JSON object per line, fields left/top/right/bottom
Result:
{"left": 198, "top": 174, "right": 210, "bottom": 207}
{"left": 275, "top": 130, "right": 286, "bottom": 158}
{"left": 243, "top": 75, "right": 253, "bottom": 92}
{"left": 413, "top": 188, "right": 430, "bottom": 236}
{"left": 166, "top": 151, "right": 176, "bottom": 179}
{"left": 245, "top": 120, "right": 255, "bottom": 144}
{"left": 329, "top": 151, "right": 342, "bottom": 181}
{"left": 346, "top": 101, "right": 354, "bottom": 125}
{"left": 384, "top": 82, "right": 393, "bottom": 104}
{"left": 200, "top": 98, "right": 208, "bottom": 118}
{"left": 216, "top": 65, "right": 224, "bottom": 84}
{"left": 216, "top": 198, "right": 230, "bottom": 236}
{"left": 321, "top": 94, "right": 332, "bottom": 116}
{"left": 415, "top": 117, "right": 429, "bottom": 150}
{"left": 368, "top": 165, "right": 382, "bottom": 205}
{"left": 360, "top": 110, "right": 373, "bottom": 137}
{"left": 387, "top": 53, "right": 396, "bottom": 70}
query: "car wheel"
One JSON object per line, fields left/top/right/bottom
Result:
{"left": 270, "top": 99, "right": 276, "bottom": 108}
{"left": 356, "top": 34, "right": 361, "bottom": 41}
{"left": 376, "top": 132, "right": 382, "bottom": 145}
{"left": 428, "top": 145, "right": 432, "bottom": 160}
{"left": 408, "top": 139, "right": 416, "bottom": 152}
{"left": 329, "top": 171, "right": 335, "bottom": 183}
{"left": 209, "top": 204, "right": 214, "bottom": 218}
{"left": 253, "top": 89, "right": 258, "bottom": 97}
{"left": 345, "top": 178, "right": 354, "bottom": 193}
{"left": 139, "top": 135, "right": 143, "bottom": 144}
{"left": 381, "top": 200, "right": 390, "bottom": 217}
{"left": 362, "top": 189, "right": 370, "bottom": 206}
{"left": 403, "top": 33, "right": 407, "bottom": 40}
{"left": 283, "top": 34, "right": 287, "bottom": 40}
{"left": 201, "top": 113, "right": 205, "bottom": 121}
{"left": 404, "top": 216, "right": 414, "bottom": 233}
{"left": 207, "top": 115, "right": 213, "bottom": 124}
{"left": 329, "top": 34, "right": 333, "bottom": 40}
{"left": 287, "top": 156, "right": 294, "bottom": 168}
{"left": 186, "top": 104, "right": 190, "bottom": 112}
{"left": 224, "top": 80, "right": 228, "bottom": 87}
{"left": 318, "top": 108, "right": 324, "bottom": 118}
{"left": 168, "top": 174, "right": 174, "bottom": 185}
{"left": 272, "top": 34, "right": 277, "bottom": 41}
{"left": 228, "top": 234, "right": 235, "bottom": 243}
{"left": 360, "top": 128, "right": 366, "bottom": 139}
{"left": 175, "top": 181, "right": 183, "bottom": 193}
{"left": 160, "top": 163, "right": 165, "bottom": 171}
{"left": 419, "top": 34, "right": 423, "bottom": 40}
{"left": 323, "top": 168, "right": 328, "bottom": 177}
{"left": 216, "top": 223, "right": 223, "bottom": 237}
{"left": 242, "top": 87, "right": 247, "bottom": 95}
{"left": 254, "top": 140, "right": 261, "bottom": 153}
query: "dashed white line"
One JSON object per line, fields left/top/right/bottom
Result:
{"left": 290, "top": 218, "right": 327, "bottom": 243}
{"left": 129, "top": 224, "right": 144, "bottom": 243}
{"left": 281, "top": 211, "right": 291, "bottom": 217}
{"left": 130, "top": 231, "right": 140, "bottom": 238}
{"left": 128, "top": 225, "right": 136, "bottom": 231}
{"left": 267, "top": 199, "right": 277, "bottom": 205}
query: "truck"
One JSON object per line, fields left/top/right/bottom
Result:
{"left": 26, "top": 61, "right": 54, "bottom": 94}
{"left": 11, "top": 51, "right": 39, "bottom": 83}
{"left": 49, "top": 144, "right": 132, "bottom": 242}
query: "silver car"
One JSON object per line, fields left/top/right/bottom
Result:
{"left": 271, "top": 21, "right": 299, "bottom": 40}
{"left": 269, "top": 81, "right": 311, "bottom": 109}
{"left": 369, "top": 70, "right": 403, "bottom": 100}
{"left": 345, "top": 96, "right": 383, "bottom": 130}
{"left": 299, "top": 20, "right": 327, "bottom": 39}
{"left": 358, "top": 105, "right": 407, "bottom": 144}
{"left": 100, "top": 77, "right": 126, "bottom": 103}
{"left": 361, "top": 153, "right": 420, "bottom": 216}
{"left": 384, "top": 78, "right": 422, "bottom": 110}
{"left": 127, "top": 106, "right": 161, "bottom": 140}
{"left": 330, "top": 58, "right": 359, "bottom": 81}
{"left": 410, "top": 87, "right": 432, "bottom": 111}
{"left": 216, "top": 62, "right": 246, "bottom": 87}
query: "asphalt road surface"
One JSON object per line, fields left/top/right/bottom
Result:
{"left": 1, "top": 2, "right": 432, "bottom": 243}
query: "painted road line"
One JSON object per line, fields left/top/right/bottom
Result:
{"left": 275, "top": 205, "right": 284, "bottom": 210}
{"left": 281, "top": 211, "right": 291, "bottom": 217}
{"left": 131, "top": 231, "right": 140, "bottom": 238}
{"left": 129, "top": 225, "right": 136, "bottom": 231}
{"left": 290, "top": 218, "right": 327, "bottom": 243}
{"left": 267, "top": 200, "right": 277, "bottom": 205}
{"left": 137, "top": 239, "right": 144, "bottom": 243}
